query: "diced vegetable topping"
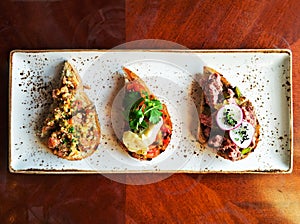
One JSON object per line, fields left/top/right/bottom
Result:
{"left": 234, "top": 86, "right": 242, "bottom": 99}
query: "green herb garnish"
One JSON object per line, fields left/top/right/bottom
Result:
{"left": 127, "top": 93, "right": 163, "bottom": 134}
{"left": 62, "top": 137, "right": 68, "bottom": 144}
{"left": 224, "top": 109, "right": 237, "bottom": 126}
{"left": 239, "top": 126, "right": 250, "bottom": 144}
{"left": 68, "top": 127, "right": 74, "bottom": 133}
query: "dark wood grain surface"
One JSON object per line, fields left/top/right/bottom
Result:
{"left": 1, "top": 0, "right": 299, "bottom": 223}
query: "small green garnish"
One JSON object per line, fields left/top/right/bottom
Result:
{"left": 234, "top": 86, "right": 242, "bottom": 99}
{"left": 224, "top": 109, "right": 237, "bottom": 126}
{"left": 148, "top": 108, "right": 162, "bottom": 124}
{"left": 68, "top": 127, "right": 74, "bottom": 133}
{"left": 233, "top": 125, "right": 250, "bottom": 144}
{"left": 71, "top": 138, "right": 78, "bottom": 144}
{"left": 241, "top": 147, "right": 251, "bottom": 155}
{"left": 127, "top": 92, "right": 163, "bottom": 134}
{"left": 62, "top": 137, "right": 68, "bottom": 144}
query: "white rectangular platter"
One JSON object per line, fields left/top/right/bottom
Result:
{"left": 9, "top": 49, "right": 292, "bottom": 174}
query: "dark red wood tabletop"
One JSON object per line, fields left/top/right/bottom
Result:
{"left": 1, "top": 0, "right": 299, "bottom": 223}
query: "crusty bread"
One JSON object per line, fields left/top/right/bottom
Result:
{"left": 120, "top": 67, "right": 172, "bottom": 160}
{"left": 198, "top": 66, "right": 260, "bottom": 161}
{"left": 40, "top": 61, "right": 101, "bottom": 160}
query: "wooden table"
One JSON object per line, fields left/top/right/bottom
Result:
{"left": 1, "top": 0, "right": 299, "bottom": 223}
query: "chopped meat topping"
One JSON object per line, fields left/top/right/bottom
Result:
{"left": 203, "top": 127, "right": 211, "bottom": 138}
{"left": 200, "top": 73, "right": 223, "bottom": 107}
{"left": 241, "top": 103, "right": 257, "bottom": 127}
{"left": 199, "top": 113, "right": 212, "bottom": 127}
{"left": 228, "top": 89, "right": 235, "bottom": 98}
{"left": 226, "top": 89, "right": 237, "bottom": 104}
{"left": 222, "top": 137, "right": 241, "bottom": 161}
{"left": 208, "top": 135, "right": 223, "bottom": 148}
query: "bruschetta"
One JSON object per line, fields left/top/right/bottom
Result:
{"left": 198, "top": 66, "right": 260, "bottom": 161}
{"left": 120, "top": 67, "right": 172, "bottom": 160}
{"left": 40, "top": 61, "right": 101, "bottom": 160}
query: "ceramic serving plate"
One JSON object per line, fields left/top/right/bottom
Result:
{"left": 9, "top": 49, "right": 292, "bottom": 174}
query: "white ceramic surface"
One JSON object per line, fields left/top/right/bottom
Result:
{"left": 9, "top": 49, "right": 292, "bottom": 173}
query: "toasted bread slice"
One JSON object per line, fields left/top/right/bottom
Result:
{"left": 198, "top": 66, "right": 260, "bottom": 161}
{"left": 120, "top": 67, "right": 172, "bottom": 160}
{"left": 40, "top": 61, "right": 101, "bottom": 160}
